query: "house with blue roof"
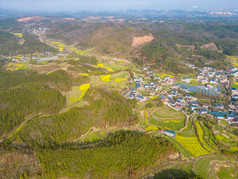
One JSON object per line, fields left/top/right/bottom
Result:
{"left": 181, "top": 77, "right": 191, "bottom": 83}
{"left": 215, "top": 103, "right": 224, "bottom": 109}
{"left": 190, "top": 105, "right": 198, "bottom": 111}
{"left": 232, "top": 94, "right": 238, "bottom": 100}
{"left": 164, "top": 129, "right": 176, "bottom": 137}
{"left": 227, "top": 114, "right": 235, "bottom": 120}
{"left": 144, "top": 84, "right": 149, "bottom": 89}
{"left": 136, "top": 81, "right": 141, "bottom": 89}
{"left": 136, "top": 95, "right": 145, "bottom": 101}
{"left": 210, "top": 79, "right": 217, "bottom": 84}
{"left": 127, "top": 94, "right": 134, "bottom": 100}
{"left": 200, "top": 78, "right": 208, "bottom": 84}
{"left": 154, "top": 76, "right": 160, "bottom": 80}
{"left": 185, "top": 94, "right": 191, "bottom": 98}
{"left": 216, "top": 114, "right": 224, "bottom": 119}
{"left": 199, "top": 109, "right": 208, "bottom": 115}
{"left": 191, "top": 101, "right": 199, "bottom": 107}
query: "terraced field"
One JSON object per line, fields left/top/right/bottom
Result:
{"left": 150, "top": 119, "right": 184, "bottom": 131}
{"left": 150, "top": 107, "right": 185, "bottom": 131}
{"left": 175, "top": 135, "right": 210, "bottom": 157}
{"left": 195, "top": 121, "right": 217, "bottom": 153}
{"left": 153, "top": 107, "right": 185, "bottom": 120}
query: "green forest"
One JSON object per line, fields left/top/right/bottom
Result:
{"left": 0, "top": 82, "right": 65, "bottom": 136}
{"left": 14, "top": 88, "right": 138, "bottom": 147}
{"left": 37, "top": 131, "right": 177, "bottom": 178}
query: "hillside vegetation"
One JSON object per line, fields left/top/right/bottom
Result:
{"left": 78, "top": 26, "right": 150, "bottom": 56}
{"left": 37, "top": 131, "right": 177, "bottom": 178}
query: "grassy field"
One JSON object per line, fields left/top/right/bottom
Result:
{"left": 150, "top": 107, "right": 185, "bottom": 131}
{"left": 177, "top": 127, "right": 196, "bottom": 137}
{"left": 216, "top": 166, "right": 237, "bottom": 179}
{"left": 194, "top": 155, "right": 225, "bottom": 179}
{"left": 110, "top": 71, "right": 128, "bottom": 79}
{"left": 175, "top": 135, "right": 210, "bottom": 157}
{"left": 67, "top": 83, "right": 90, "bottom": 105}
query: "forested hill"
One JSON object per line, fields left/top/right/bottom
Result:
{"left": 37, "top": 131, "right": 177, "bottom": 178}
{"left": 134, "top": 23, "right": 238, "bottom": 73}
{"left": 0, "top": 31, "right": 57, "bottom": 56}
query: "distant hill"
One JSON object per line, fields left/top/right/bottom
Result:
{"left": 78, "top": 26, "right": 151, "bottom": 57}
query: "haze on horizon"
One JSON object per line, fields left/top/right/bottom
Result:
{"left": 0, "top": 0, "right": 237, "bottom": 12}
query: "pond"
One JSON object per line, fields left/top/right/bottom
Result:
{"left": 32, "top": 56, "right": 57, "bottom": 62}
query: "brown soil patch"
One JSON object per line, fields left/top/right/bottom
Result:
{"left": 64, "top": 18, "right": 76, "bottom": 20}
{"left": 132, "top": 34, "right": 154, "bottom": 48}
{"left": 176, "top": 44, "right": 195, "bottom": 50}
{"left": 29, "top": 62, "right": 72, "bottom": 74}
{"left": 17, "top": 16, "right": 46, "bottom": 22}
{"left": 201, "top": 43, "right": 218, "bottom": 51}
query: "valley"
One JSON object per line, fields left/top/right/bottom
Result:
{"left": 0, "top": 13, "right": 237, "bottom": 179}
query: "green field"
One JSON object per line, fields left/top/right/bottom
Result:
{"left": 194, "top": 155, "right": 225, "bottom": 178}
{"left": 216, "top": 166, "right": 237, "bottom": 179}
{"left": 150, "top": 119, "right": 184, "bottom": 131}
{"left": 67, "top": 83, "right": 90, "bottom": 106}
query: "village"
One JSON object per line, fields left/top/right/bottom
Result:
{"left": 124, "top": 62, "right": 238, "bottom": 129}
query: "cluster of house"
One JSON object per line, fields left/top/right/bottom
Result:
{"left": 12, "top": 56, "right": 27, "bottom": 63}
{"left": 196, "top": 67, "right": 229, "bottom": 85}
{"left": 124, "top": 87, "right": 146, "bottom": 101}
{"left": 143, "top": 67, "right": 175, "bottom": 85}
{"left": 165, "top": 85, "right": 238, "bottom": 126}
{"left": 124, "top": 64, "right": 238, "bottom": 127}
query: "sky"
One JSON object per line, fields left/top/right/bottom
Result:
{"left": 0, "top": 0, "right": 237, "bottom": 11}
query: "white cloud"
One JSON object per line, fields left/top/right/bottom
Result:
{"left": 192, "top": 5, "right": 199, "bottom": 8}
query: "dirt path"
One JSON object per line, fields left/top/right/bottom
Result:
{"left": 178, "top": 112, "right": 191, "bottom": 132}
{"left": 71, "top": 125, "right": 146, "bottom": 143}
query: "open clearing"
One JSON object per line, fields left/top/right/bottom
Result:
{"left": 29, "top": 62, "right": 72, "bottom": 74}
{"left": 67, "top": 83, "right": 90, "bottom": 105}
